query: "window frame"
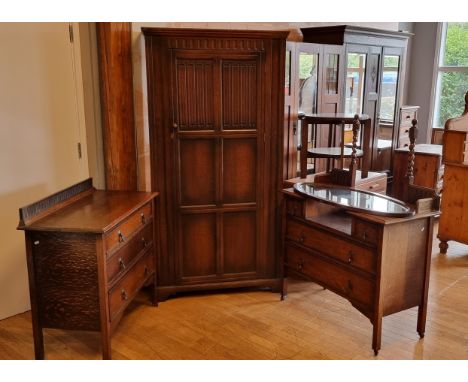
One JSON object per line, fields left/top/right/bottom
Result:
{"left": 430, "top": 22, "right": 468, "bottom": 131}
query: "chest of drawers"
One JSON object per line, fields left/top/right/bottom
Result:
{"left": 17, "top": 178, "right": 158, "bottom": 359}
{"left": 392, "top": 144, "right": 443, "bottom": 201}
{"left": 282, "top": 189, "right": 435, "bottom": 355}
{"left": 397, "top": 106, "right": 419, "bottom": 148}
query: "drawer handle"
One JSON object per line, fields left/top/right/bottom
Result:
{"left": 347, "top": 280, "right": 354, "bottom": 291}
{"left": 118, "top": 231, "right": 126, "bottom": 243}
{"left": 119, "top": 258, "right": 126, "bottom": 270}
{"left": 369, "top": 184, "right": 379, "bottom": 190}
{"left": 141, "top": 213, "right": 146, "bottom": 225}
{"left": 362, "top": 231, "right": 367, "bottom": 240}
{"left": 296, "top": 259, "right": 304, "bottom": 272}
{"left": 121, "top": 289, "right": 128, "bottom": 301}
{"left": 142, "top": 237, "right": 147, "bottom": 247}
{"left": 404, "top": 129, "right": 409, "bottom": 133}
{"left": 299, "top": 233, "right": 305, "bottom": 244}
{"left": 406, "top": 115, "right": 411, "bottom": 119}
{"left": 347, "top": 251, "right": 354, "bottom": 264}
{"left": 144, "top": 265, "right": 149, "bottom": 276}
{"left": 404, "top": 144, "right": 408, "bottom": 147}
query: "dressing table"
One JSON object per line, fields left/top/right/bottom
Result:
{"left": 282, "top": 184, "right": 436, "bottom": 355}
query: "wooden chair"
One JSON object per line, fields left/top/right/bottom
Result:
{"left": 298, "top": 113, "right": 371, "bottom": 188}
{"left": 404, "top": 119, "right": 441, "bottom": 212}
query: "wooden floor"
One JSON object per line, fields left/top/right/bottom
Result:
{"left": 1, "top": 223, "right": 468, "bottom": 360}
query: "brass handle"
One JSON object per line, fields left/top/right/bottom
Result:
{"left": 296, "top": 259, "right": 304, "bottom": 271}
{"left": 348, "top": 280, "right": 354, "bottom": 291}
{"left": 348, "top": 251, "right": 354, "bottom": 264}
{"left": 141, "top": 213, "right": 146, "bottom": 224}
{"left": 142, "top": 237, "right": 147, "bottom": 247}
{"left": 118, "top": 231, "right": 125, "bottom": 243}
{"left": 119, "top": 258, "right": 126, "bottom": 270}
{"left": 121, "top": 289, "right": 128, "bottom": 301}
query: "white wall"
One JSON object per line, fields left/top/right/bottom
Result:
{"left": 406, "top": 23, "right": 439, "bottom": 143}
{"left": 0, "top": 23, "right": 90, "bottom": 320}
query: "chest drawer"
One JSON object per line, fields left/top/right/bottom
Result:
{"left": 352, "top": 219, "right": 380, "bottom": 245}
{"left": 108, "top": 250, "right": 154, "bottom": 321}
{"left": 105, "top": 202, "right": 152, "bottom": 254}
{"left": 286, "top": 198, "right": 305, "bottom": 218}
{"left": 285, "top": 244, "right": 374, "bottom": 309}
{"left": 286, "top": 219, "right": 376, "bottom": 274}
{"left": 106, "top": 223, "right": 154, "bottom": 284}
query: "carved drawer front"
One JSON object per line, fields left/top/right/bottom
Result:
{"left": 285, "top": 199, "right": 304, "bottom": 218}
{"left": 285, "top": 244, "right": 374, "bottom": 309}
{"left": 286, "top": 219, "right": 376, "bottom": 274}
{"left": 106, "top": 223, "right": 154, "bottom": 284}
{"left": 352, "top": 219, "right": 380, "bottom": 245}
{"left": 108, "top": 250, "right": 154, "bottom": 321}
{"left": 105, "top": 202, "right": 152, "bottom": 255}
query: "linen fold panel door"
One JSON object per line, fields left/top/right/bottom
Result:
{"left": 143, "top": 29, "right": 287, "bottom": 298}
{"left": 176, "top": 56, "right": 259, "bottom": 280}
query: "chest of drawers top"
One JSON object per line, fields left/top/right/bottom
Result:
{"left": 18, "top": 179, "right": 157, "bottom": 234}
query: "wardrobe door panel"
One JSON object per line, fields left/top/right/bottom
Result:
{"left": 223, "top": 138, "right": 257, "bottom": 205}
{"left": 180, "top": 213, "right": 217, "bottom": 279}
{"left": 223, "top": 211, "right": 257, "bottom": 275}
{"left": 222, "top": 60, "right": 258, "bottom": 130}
{"left": 175, "top": 59, "right": 216, "bottom": 131}
{"left": 179, "top": 139, "right": 216, "bottom": 206}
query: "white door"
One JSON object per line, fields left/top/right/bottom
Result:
{"left": 0, "top": 22, "right": 89, "bottom": 319}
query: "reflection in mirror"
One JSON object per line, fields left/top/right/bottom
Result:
{"left": 345, "top": 53, "right": 366, "bottom": 115}
{"left": 325, "top": 54, "right": 339, "bottom": 95}
{"left": 297, "top": 53, "right": 319, "bottom": 176}
{"left": 378, "top": 55, "right": 400, "bottom": 141}
{"left": 285, "top": 50, "right": 291, "bottom": 96}
{"left": 298, "top": 53, "right": 318, "bottom": 115}
{"left": 344, "top": 53, "right": 366, "bottom": 146}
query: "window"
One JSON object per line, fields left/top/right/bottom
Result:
{"left": 433, "top": 22, "right": 468, "bottom": 128}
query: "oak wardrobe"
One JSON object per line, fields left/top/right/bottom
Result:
{"left": 142, "top": 28, "right": 288, "bottom": 300}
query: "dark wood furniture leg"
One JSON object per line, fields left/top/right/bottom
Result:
{"left": 372, "top": 316, "right": 382, "bottom": 356}
{"left": 25, "top": 233, "right": 45, "bottom": 360}
{"left": 281, "top": 278, "right": 288, "bottom": 300}
{"left": 361, "top": 119, "right": 372, "bottom": 178}
{"left": 439, "top": 239, "right": 449, "bottom": 254}
{"left": 418, "top": 217, "right": 434, "bottom": 338}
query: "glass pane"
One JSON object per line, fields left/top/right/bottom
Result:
{"left": 345, "top": 53, "right": 366, "bottom": 115}
{"left": 325, "top": 54, "right": 339, "bottom": 95}
{"left": 435, "top": 72, "right": 468, "bottom": 127}
{"left": 379, "top": 55, "right": 400, "bottom": 126}
{"left": 298, "top": 52, "right": 318, "bottom": 115}
{"left": 285, "top": 50, "right": 291, "bottom": 95}
{"left": 442, "top": 22, "right": 468, "bottom": 67}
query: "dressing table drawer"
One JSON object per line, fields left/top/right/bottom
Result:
{"left": 285, "top": 244, "right": 374, "bottom": 310}
{"left": 286, "top": 218, "right": 376, "bottom": 274}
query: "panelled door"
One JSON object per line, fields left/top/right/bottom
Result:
{"left": 171, "top": 50, "right": 264, "bottom": 284}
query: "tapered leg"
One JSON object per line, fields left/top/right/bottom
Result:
{"left": 372, "top": 315, "right": 382, "bottom": 356}
{"left": 101, "top": 332, "right": 112, "bottom": 360}
{"left": 281, "top": 278, "right": 288, "bottom": 300}
{"left": 417, "top": 304, "right": 427, "bottom": 338}
{"left": 151, "top": 276, "right": 158, "bottom": 307}
{"left": 32, "top": 326, "right": 44, "bottom": 360}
